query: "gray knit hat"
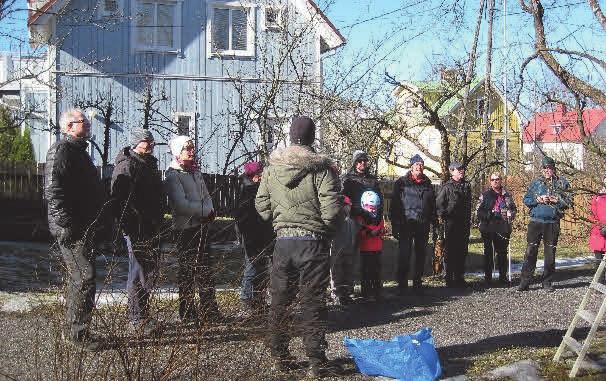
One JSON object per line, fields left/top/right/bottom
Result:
{"left": 130, "top": 128, "right": 155, "bottom": 148}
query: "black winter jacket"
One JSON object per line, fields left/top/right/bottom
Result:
{"left": 390, "top": 172, "right": 436, "bottom": 229}
{"left": 234, "top": 175, "right": 275, "bottom": 247}
{"left": 436, "top": 179, "right": 472, "bottom": 225}
{"left": 110, "top": 147, "right": 164, "bottom": 242}
{"left": 44, "top": 135, "right": 106, "bottom": 240}
{"left": 342, "top": 164, "right": 383, "bottom": 219}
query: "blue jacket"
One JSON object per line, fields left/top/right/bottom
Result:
{"left": 523, "top": 175, "right": 571, "bottom": 223}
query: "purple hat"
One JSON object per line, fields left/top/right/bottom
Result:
{"left": 243, "top": 161, "right": 263, "bottom": 177}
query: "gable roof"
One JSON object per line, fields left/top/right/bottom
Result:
{"left": 28, "top": 0, "right": 345, "bottom": 52}
{"left": 523, "top": 104, "right": 606, "bottom": 143}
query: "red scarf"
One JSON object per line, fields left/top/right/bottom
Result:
{"left": 411, "top": 173, "right": 424, "bottom": 184}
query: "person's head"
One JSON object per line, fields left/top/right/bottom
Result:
{"left": 410, "top": 154, "right": 424, "bottom": 176}
{"left": 352, "top": 150, "right": 369, "bottom": 174}
{"left": 449, "top": 162, "right": 465, "bottom": 181}
{"left": 489, "top": 172, "right": 503, "bottom": 191}
{"left": 169, "top": 135, "right": 195, "bottom": 163}
{"left": 59, "top": 109, "right": 91, "bottom": 139}
{"left": 130, "top": 128, "right": 155, "bottom": 155}
{"left": 289, "top": 116, "right": 316, "bottom": 146}
{"left": 343, "top": 195, "right": 352, "bottom": 216}
{"left": 541, "top": 156, "right": 556, "bottom": 179}
{"left": 361, "top": 190, "right": 380, "bottom": 218}
{"left": 243, "top": 161, "right": 263, "bottom": 183}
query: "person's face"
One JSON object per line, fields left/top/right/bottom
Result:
{"left": 490, "top": 175, "right": 502, "bottom": 191}
{"left": 355, "top": 158, "right": 368, "bottom": 173}
{"left": 252, "top": 174, "right": 262, "bottom": 183}
{"left": 411, "top": 162, "right": 424, "bottom": 176}
{"left": 363, "top": 204, "right": 377, "bottom": 215}
{"left": 134, "top": 140, "right": 155, "bottom": 155}
{"left": 450, "top": 167, "right": 465, "bottom": 181}
{"left": 543, "top": 166, "right": 555, "bottom": 179}
{"left": 66, "top": 113, "right": 91, "bottom": 139}
{"left": 179, "top": 141, "right": 195, "bottom": 162}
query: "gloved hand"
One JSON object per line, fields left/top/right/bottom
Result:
{"left": 206, "top": 209, "right": 216, "bottom": 223}
{"left": 600, "top": 225, "right": 606, "bottom": 237}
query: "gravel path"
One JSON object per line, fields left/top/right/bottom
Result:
{"left": 0, "top": 266, "right": 601, "bottom": 380}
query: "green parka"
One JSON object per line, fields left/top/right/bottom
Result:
{"left": 255, "top": 145, "right": 342, "bottom": 238}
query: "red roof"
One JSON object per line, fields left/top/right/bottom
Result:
{"left": 523, "top": 104, "right": 606, "bottom": 143}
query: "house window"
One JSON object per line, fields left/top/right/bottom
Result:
{"left": 134, "top": 0, "right": 182, "bottom": 52}
{"left": 208, "top": 2, "right": 255, "bottom": 57}
{"left": 495, "top": 139, "right": 504, "bottom": 158}
{"left": 173, "top": 112, "right": 195, "bottom": 136}
{"left": 264, "top": 7, "right": 283, "bottom": 30}
{"left": 99, "top": 0, "right": 122, "bottom": 18}
{"left": 476, "top": 98, "right": 486, "bottom": 118}
{"left": 550, "top": 123, "right": 562, "bottom": 135}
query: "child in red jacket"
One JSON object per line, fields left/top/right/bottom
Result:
{"left": 356, "top": 190, "right": 385, "bottom": 300}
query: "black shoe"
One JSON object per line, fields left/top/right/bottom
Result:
{"left": 543, "top": 283, "right": 555, "bottom": 292}
{"left": 64, "top": 331, "right": 103, "bottom": 352}
{"left": 271, "top": 353, "right": 298, "bottom": 372}
{"left": 517, "top": 281, "right": 530, "bottom": 292}
{"left": 338, "top": 295, "right": 353, "bottom": 305}
{"left": 308, "top": 358, "right": 343, "bottom": 378}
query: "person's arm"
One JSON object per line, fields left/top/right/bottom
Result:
{"left": 199, "top": 175, "right": 215, "bottom": 219}
{"left": 523, "top": 180, "right": 540, "bottom": 208}
{"left": 110, "top": 161, "right": 136, "bottom": 232}
{"left": 475, "top": 193, "right": 489, "bottom": 222}
{"left": 435, "top": 185, "right": 448, "bottom": 219}
{"left": 317, "top": 168, "right": 342, "bottom": 235}
{"left": 555, "top": 178, "right": 572, "bottom": 211}
{"left": 46, "top": 146, "right": 73, "bottom": 230}
{"left": 389, "top": 179, "right": 403, "bottom": 237}
{"left": 255, "top": 170, "right": 272, "bottom": 221}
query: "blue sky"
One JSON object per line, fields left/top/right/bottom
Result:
{"left": 1, "top": 0, "right": 604, "bottom": 114}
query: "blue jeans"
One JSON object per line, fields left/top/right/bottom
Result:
{"left": 240, "top": 255, "right": 255, "bottom": 301}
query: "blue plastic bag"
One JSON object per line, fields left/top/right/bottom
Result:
{"left": 344, "top": 327, "right": 441, "bottom": 381}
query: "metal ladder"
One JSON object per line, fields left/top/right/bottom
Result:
{"left": 553, "top": 256, "right": 606, "bottom": 377}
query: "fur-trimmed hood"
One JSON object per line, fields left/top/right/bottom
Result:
{"left": 269, "top": 145, "right": 333, "bottom": 188}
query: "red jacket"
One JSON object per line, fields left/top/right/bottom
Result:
{"left": 356, "top": 216, "right": 385, "bottom": 252}
{"left": 589, "top": 192, "right": 606, "bottom": 252}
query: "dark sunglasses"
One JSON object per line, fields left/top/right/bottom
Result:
{"left": 490, "top": 178, "right": 501, "bottom": 181}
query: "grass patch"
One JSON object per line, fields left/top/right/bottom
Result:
{"left": 467, "top": 228, "right": 590, "bottom": 262}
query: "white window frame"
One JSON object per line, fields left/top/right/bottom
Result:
{"left": 207, "top": 1, "right": 256, "bottom": 58}
{"left": 173, "top": 112, "right": 196, "bottom": 137}
{"left": 98, "top": 0, "right": 123, "bottom": 19}
{"left": 132, "top": 0, "right": 182, "bottom": 53}
{"left": 262, "top": 5, "right": 284, "bottom": 31}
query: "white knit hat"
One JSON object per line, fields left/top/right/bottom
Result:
{"left": 169, "top": 135, "right": 192, "bottom": 157}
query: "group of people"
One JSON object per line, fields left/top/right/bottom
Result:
{"left": 46, "top": 109, "right": 218, "bottom": 351}
{"left": 48, "top": 108, "right": 598, "bottom": 377}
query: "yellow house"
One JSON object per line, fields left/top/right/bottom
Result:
{"left": 378, "top": 77, "right": 523, "bottom": 180}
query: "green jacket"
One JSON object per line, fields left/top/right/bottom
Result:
{"left": 255, "top": 145, "right": 342, "bottom": 238}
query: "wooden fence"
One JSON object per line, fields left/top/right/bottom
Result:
{"left": 0, "top": 161, "right": 241, "bottom": 217}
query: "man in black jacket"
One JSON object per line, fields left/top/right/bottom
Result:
{"left": 390, "top": 154, "right": 435, "bottom": 293}
{"left": 45, "top": 109, "right": 107, "bottom": 350}
{"left": 436, "top": 162, "right": 472, "bottom": 287}
{"left": 111, "top": 128, "right": 164, "bottom": 333}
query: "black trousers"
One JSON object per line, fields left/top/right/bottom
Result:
{"left": 175, "top": 225, "right": 218, "bottom": 319}
{"left": 521, "top": 221, "right": 560, "bottom": 286}
{"left": 481, "top": 231, "right": 509, "bottom": 281}
{"left": 397, "top": 221, "right": 430, "bottom": 287}
{"left": 269, "top": 238, "right": 330, "bottom": 361}
{"left": 360, "top": 251, "right": 382, "bottom": 297}
{"left": 444, "top": 220, "right": 471, "bottom": 283}
{"left": 59, "top": 238, "right": 96, "bottom": 340}
{"left": 241, "top": 234, "right": 274, "bottom": 305}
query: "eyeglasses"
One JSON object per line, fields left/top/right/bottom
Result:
{"left": 70, "top": 119, "right": 89, "bottom": 126}
{"left": 182, "top": 145, "right": 195, "bottom": 152}
{"left": 543, "top": 166, "right": 555, "bottom": 170}
{"left": 490, "top": 178, "right": 501, "bottom": 181}
{"left": 356, "top": 159, "right": 368, "bottom": 163}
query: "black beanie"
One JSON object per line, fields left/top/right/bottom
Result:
{"left": 290, "top": 116, "right": 316, "bottom": 146}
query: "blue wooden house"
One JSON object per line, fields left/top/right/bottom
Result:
{"left": 27, "top": 0, "right": 345, "bottom": 172}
